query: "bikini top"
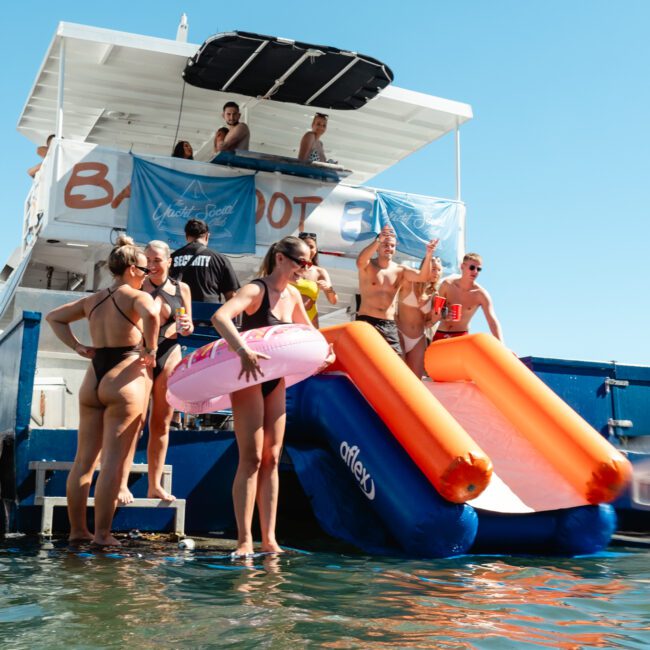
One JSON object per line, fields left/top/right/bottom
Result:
{"left": 291, "top": 277, "right": 319, "bottom": 301}
{"left": 149, "top": 278, "right": 183, "bottom": 329}
{"left": 88, "top": 287, "right": 145, "bottom": 344}
{"left": 401, "top": 288, "right": 433, "bottom": 315}
{"left": 241, "top": 279, "right": 291, "bottom": 332}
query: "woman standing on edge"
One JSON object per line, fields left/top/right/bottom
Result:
{"left": 292, "top": 232, "right": 338, "bottom": 328}
{"left": 119, "top": 240, "right": 193, "bottom": 502}
{"left": 211, "top": 236, "right": 332, "bottom": 556}
{"left": 46, "top": 235, "right": 158, "bottom": 546}
{"left": 396, "top": 251, "right": 443, "bottom": 378}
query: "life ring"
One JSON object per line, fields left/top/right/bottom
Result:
{"left": 166, "top": 324, "right": 329, "bottom": 413}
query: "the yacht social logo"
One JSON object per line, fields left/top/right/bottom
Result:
{"left": 340, "top": 441, "right": 376, "bottom": 500}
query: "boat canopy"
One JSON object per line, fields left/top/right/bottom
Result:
{"left": 17, "top": 22, "right": 472, "bottom": 184}
{"left": 183, "top": 31, "right": 393, "bottom": 110}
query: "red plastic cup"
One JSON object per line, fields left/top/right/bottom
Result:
{"left": 433, "top": 296, "right": 446, "bottom": 313}
{"left": 450, "top": 304, "right": 462, "bottom": 321}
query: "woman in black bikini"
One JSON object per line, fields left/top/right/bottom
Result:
{"left": 211, "top": 236, "right": 327, "bottom": 556}
{"left": 46, "top": 235, "right": 159, "bottom": 546}
{"left": 141, "top": 240, "right": 193, "bottom": 501}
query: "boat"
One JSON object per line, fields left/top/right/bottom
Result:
{"left": 0, "top": 16, "right": 647, "bottom": 554}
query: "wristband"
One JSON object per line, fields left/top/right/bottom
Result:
{"left": 144, "top": 347, "right": 157, "bottom": 354}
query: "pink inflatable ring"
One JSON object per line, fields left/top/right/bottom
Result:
{"left": 166, "top": 324, "right": 329, "bottom": 413}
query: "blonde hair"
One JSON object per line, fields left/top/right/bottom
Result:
{"left": 108, "top": 234, "right": 144, "bottom": 276}
{"left": 413, "top": 256, "right": 442, "bottom": 300}
{"left": 145, "top": 240, "right": 171, "bottom": 258}
{"left": 463, "top": 252, "right": 482, "bottom": 265}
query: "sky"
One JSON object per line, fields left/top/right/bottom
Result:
{"left": 2, "top": 1, "right": 649, "bottom": 364}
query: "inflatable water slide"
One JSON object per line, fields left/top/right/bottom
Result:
{"left": 285, "top": 322, "right": 632, "bottom": 557}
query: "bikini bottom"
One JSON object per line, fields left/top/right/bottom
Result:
{"left": 93, "top": 346, "right": 140, "bottom": 386}
{"left": 399, "top": 330, "right": 425, "bottom": 354}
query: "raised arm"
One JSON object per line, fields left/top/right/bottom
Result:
{"left": 402, "top": 239, "right": 439, "bottom": 282}
{"left": 356, "top": 225, "right": 394, "bottom": 270}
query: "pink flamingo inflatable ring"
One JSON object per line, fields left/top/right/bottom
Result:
{"left": 166, "top": 324, "right": 330, "bottom": 413}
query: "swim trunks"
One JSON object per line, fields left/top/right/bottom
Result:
{"left": 432, "top": 330, "right": 468, "bottom": 342}
{"left": 355, "top": 314, "right": 403, "bottom": 356}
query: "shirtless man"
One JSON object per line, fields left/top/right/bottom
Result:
{"left": 356, "top": 225, "right": 438, "bottom": 355}
{"left": 435, "top": 252, "right": 503, "bottom": 342}
{"left": 214, "top": 101, "right": 250, "bottom": 152}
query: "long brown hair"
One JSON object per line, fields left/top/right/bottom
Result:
{"left": 259, "top": 236, "right": 306, "bottom": 277}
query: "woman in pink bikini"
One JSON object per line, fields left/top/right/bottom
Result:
{"left": 396, "top": 254, "right": 443, "bottom": 377}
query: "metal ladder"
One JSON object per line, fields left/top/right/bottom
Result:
{"left": 29, "top": 461, "right": 186, "bottom": 538}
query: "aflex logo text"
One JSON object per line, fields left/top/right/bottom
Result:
{"left": 340, "top": 441, "right": 376, "bottom": 500}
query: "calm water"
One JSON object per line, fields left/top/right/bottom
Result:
{"left": 1, "top": 537, "right": 649, "bottom": 649}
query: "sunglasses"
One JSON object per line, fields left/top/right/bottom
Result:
{"left": 298, "top": 232, "right": 317, "bottom": 240}
{"left": 285, "top": 254, "right": 313, "bottom": 269}
{"left": 315, "top": 113, "right": 329, "bottom": 119}
{"left": 469, "top": 264, "right": 482, "bottom": 272}
{"left": 134, "top": 265, "right": 151, "bottom": 275}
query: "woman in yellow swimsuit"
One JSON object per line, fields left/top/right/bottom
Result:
{"left": 396, "top": 253, "right": 443, "bottom": 378}
{"left": 291, "top": 232, "right": 338, "bottom": 328}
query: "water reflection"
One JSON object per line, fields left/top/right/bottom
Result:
{"left": 0, "top": 541, "right": 649, "bottom": 649}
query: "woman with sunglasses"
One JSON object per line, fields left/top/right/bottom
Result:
{"left": 435, "top": 252, "right": 504, "bottom": 342}
{"left": 298, "top": 113, "right": 329, "bottom": 163}
{"left": 118, "top": 240, "right": 193, "bottom": 503}
{"left": 396, "top": 254, "right": 444, "bottom": 377}
{"left": 46, "top": 235, "right": 159, "bottom": 546}
{"left": 211, "top": 236, "right": 333, "bottom": 556}
{"left": 291, "top": 232, "right": 338, "bottom": 328}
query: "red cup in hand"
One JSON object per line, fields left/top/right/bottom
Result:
{"left": 433, "top": 296, "right": 446, "bottom": 313}
{"left": 450, "top": 304, "right": 462, "bottom": 321}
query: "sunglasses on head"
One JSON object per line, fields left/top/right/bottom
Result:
{"left": 315, "top": 112, "right": 329, "bottom": 119}
{"left": 469, "top": 264, "right": 482, "bottom": 272}
{"left": 285, "top": 254, "right": 313, "bottom": 269}
{"left": 298, "top": 232, "right": 317, "bottom": 240}
{"left": 134, "top": 265, "right": 150, "bottom": 275}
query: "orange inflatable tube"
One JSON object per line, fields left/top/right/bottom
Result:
{"left": 322, "top": 322, "right": 492, "bottom": 503}
{"left": 424, "top": 333, "right": 632, "bottom": 504}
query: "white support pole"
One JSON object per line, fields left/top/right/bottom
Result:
{"left": 55, "top": 39, "right": 66, "bottom": 139}
{"left": 455, "top": 123, "right": 461, "bottom": 202}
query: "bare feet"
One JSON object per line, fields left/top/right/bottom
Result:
{"left": 261, "top": 542, "right": 284, "bottom": 554}
{"left": 232, "top": 542, "right": 254, "bottom": 557}
{"left": 118, "top": 486, "right": 134, "bottom": 505}
{"left": 147, "top": 486, "right": 176, "bottom": 502}
{"left": 92, "top": 534, "right": 122, "bottom": 547}
{"left": 68, "top": 531, "right": 93, "bottom": 543}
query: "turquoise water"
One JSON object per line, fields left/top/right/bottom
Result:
{"left": 1, "top": 538, "right": 649, "bottom": 649}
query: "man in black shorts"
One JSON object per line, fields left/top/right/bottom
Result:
{"left": 355, "top": 226, "right": 437, "bottom": 356}
{"left": 170, "top": 219, "right": 240, "bottom": 303}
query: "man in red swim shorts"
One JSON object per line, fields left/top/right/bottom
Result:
{"left": 436, "top": 252, "right": 503, "bottom": 342}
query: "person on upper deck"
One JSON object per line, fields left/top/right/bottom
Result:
{"left": 172, "top": 140, "right": 194, "bottom": 159}
{"left": 27, "top": 133, "right": 55, "bottom": 178}
{"left": 170, "top": 218, "right": 240, "bottom": 304}
{"left": 435, "top": 252, "right": 503, "bottom": 342}
{"left": 45, "top": 235, "right": 159, "bottom": 546}
{"left": 356, "top": 225, "right": 438, "bottom": 356}
{"left": 291, "top": 232, "right": 337, "bottom": 328}
{"left": 297, "top": 113, "right": 328, "bottom": 163}
{"left": 214, "top": 101, "right": 250, "bottom": 153}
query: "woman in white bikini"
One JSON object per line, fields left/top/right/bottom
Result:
{"left": 396, "top": 254, "right": 443, "bottom": 377}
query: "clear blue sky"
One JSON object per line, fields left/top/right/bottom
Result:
{"left": 2, "top": 1, "right": 649, "bottom": 364}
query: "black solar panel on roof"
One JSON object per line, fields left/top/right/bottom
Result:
{"left": 183, "top": 31, "right": 393, "bottom": 110}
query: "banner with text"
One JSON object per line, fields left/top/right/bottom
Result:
{"left": 127, "top": 157, "right": 256, "bottom": 253}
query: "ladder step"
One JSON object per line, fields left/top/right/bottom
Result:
{"left": 29, "top": 461, "right": 172, "bottom": 475}
{"left": 35, "top": 496, "right": 185, "bottom": 509}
